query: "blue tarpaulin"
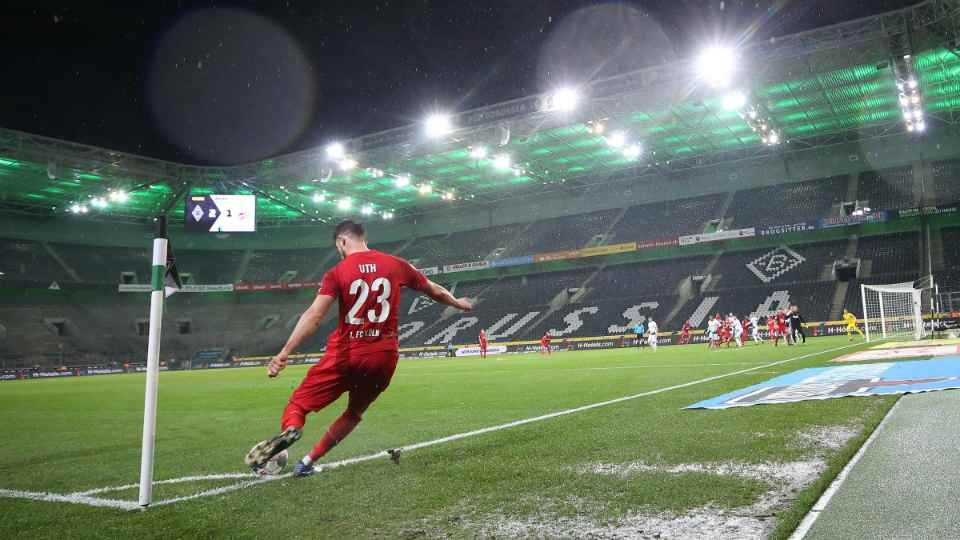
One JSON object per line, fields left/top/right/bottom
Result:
{"left": 687, "top": 358, "right": 960, "bottom": 409}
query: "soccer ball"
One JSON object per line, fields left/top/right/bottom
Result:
{"left": 250, "top": 446, "right": 288, "bottom": 476}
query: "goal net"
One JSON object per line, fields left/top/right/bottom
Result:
{"left": 860, "top": 277, "right": 934, "bottom": 342}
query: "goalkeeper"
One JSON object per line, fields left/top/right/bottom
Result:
{"left": 843, "top": 309, "right": 865, "bottom": 340}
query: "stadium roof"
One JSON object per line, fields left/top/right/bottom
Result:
{"left": 2, "top": 0, "right": 960, "bottom": 225}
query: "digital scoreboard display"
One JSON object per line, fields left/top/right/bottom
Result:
{"left": 185, "top": 194, "right": 256, "bottom": 233}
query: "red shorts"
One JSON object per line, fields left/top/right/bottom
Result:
{"left": 281, "top": 350, "right": 398, "bottom": 429}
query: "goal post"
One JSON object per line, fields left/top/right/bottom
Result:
{"left": 860, "top": 277, "right": 933, "bottom": 342}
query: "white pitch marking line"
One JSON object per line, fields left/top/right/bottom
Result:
{"left": 74, "top": 472, "right": 256, "bottom": 496}
{"left": 0, "top": 488, "right": 141, "bottom": 511}
{"left": 0, "top": 341, "right": 866, "bottom": 510}
{"left": 788, "top": 396, "right": 902, "bottom": 540}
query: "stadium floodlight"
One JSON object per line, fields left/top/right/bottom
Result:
{"left": 623, "top": 144, "right": 643, "bottom": 160}
{"left": 394, "top": 174, "right": 411, "bottom": 188}
{"left": 424, "top": 112, "right": 453, "bottom": 138}
{"left": 696, "top": 45, "right": 736, "bottom": 88}
{"left": 585, "top": 120, "right": 605, "bottom": 134}
{"left": 915, "top": 120, "right": 926, "bottom": 132}
{"left": 418, "top": 183, "right": 433, "bottom": 195}
{"left": 361, "top": 204, "right": 374, "bottom": 215}
{"left": 326, "top": 142, "right": 346, "bottom": 160}
{"left": 721, "top": 91, "right": 747, "bottom": 111}
{"left": 907, "top": 78, "right": 918, "bottom": 89}
{"left": 312, "top": 192, "right": 326, "bottom": 203}
{"left": 91, "top": 197, "right": 108, "bottom": 209}
{"left": 381, "top": 211, "right": 394, "bottom": 220}
{"left": 69, "top": 203, "right": 81, "bottom": 214}
{"left": 606, "top": 131, "right": 626, "bottom": 148}
{"left": 337, "top": 197, "right": 351, "bottom": 210}
{"left": 767, "top": 131, "right": 780, "bottom": 145}
{"left": 545, "top": 86, "right": 579, "bottom": 112}
{"left": 109, "top": 190, "right": 129, "bottom": 203}
{"left": 492, "top": 154, "right": 512, "bottom": 170}
{"left": 469, "top": 145, "right": 488, "bottom": 159}
{"left": 338, "top": 158, "right": 357, "bottom": 171}
{"left": 366, "top": 167, "right": 384, "bottom": 178}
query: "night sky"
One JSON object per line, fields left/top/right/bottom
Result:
{"left": 0, "top": 0, "right": 918, "bottom": 165}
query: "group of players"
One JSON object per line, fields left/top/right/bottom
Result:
{"left": 670, "top": 305, "right": 808, "bottom": 348}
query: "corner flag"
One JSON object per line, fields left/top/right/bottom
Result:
{"left": 163, "top": 243, "right": 182, "bottom": 298}
{"left": 139, "top": 216, "right": 175, "bottom": 507}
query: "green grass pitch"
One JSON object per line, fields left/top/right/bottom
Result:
{"left": 0, "top": 336, "right": 894, "bottom": 538}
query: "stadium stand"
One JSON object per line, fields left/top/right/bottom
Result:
{"left": 175, "top": 249, "right": 246, "bottom": 283}
{"left": 0, "top": 216, "right": 937, "bottom": 365}
{"left": 240, "top": 247, "right": 330, "bottom": 283}
{"left": 707, "top": 240, "right": 847, "bottom": 289}
{"left": 0, "top": 239, "right": 70, "bottom": 284}
{"left": 50, "top": 243, "right": 151, "bottom": 284}
{"left": 930, "top": 159, "right": 960, "bottom": 203}
{"left": 394, "top": 233, "right": 450, "bottom": 268}
{"left": 503, "top": 208, "right": 620, "bottom": 256}
{"left": 587, "top": 257, "right": 711, "bottom": 300}
{"left": 611, "top": 194, "right": 725, "bottom": 243}
{"left": 438, "top": 223, "right": 526, "bottom": 263}
{"left": 939, "top": 227, "right": 960, "bottom": 291}
{"left": 726, "top": 176, "right": 848, "bottom": 228}
{"left": 857, "top": 166, "right": 917, "bottom": 211}
{"left": 855, "top": 231, "right": 921, "bottom": 283}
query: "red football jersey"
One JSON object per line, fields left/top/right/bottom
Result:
{"left": 318, "top": 250, "right": 430, "bottom": 356}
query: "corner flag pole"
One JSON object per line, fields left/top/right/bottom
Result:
{"left": 138, "top": 217, "right": 169, "bottom": 507}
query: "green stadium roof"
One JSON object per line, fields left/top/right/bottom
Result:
{"left": 2, "top": 0, "right": 960, "bottom": 225}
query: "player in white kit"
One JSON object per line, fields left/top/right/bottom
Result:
{"left": 707, "top": 315, "right": 720, "bottom": 349}
{"left": 749, "top": 315, "right": 762, "bottom": 344}
{"left": 647, "top": 319, "right": 658, "bottom": 351}
{"left": 732, "top": 316, "right": 744, "bottom": 348}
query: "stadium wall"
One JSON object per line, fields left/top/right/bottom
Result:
{"left": 1, "top": 133, "right": 959, "bottom": 250}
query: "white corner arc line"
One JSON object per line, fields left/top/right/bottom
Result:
{"left": 0, "top": 341, "right": 865, "bottom": 511}
{"left": 0, "top": 488, "right": 141, "bottom": 511}
{"left": 787, "top": 396, "right": 902, "bottom": 540}
{"left": 73, "top": 472, "right": 257, "bottom": 497}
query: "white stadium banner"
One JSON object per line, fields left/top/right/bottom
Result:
{"left": 678, "top": 227, "right": 756, "bottom": 246}
{"left": 418, "top": 266, "right": 441, "bottom": 276}
{"left": 118, "top": 283, "right": 234, "bottom": 293}
{"left": 455, "top": 345, "right": 508, "bottom": 357}
{"left": 442, "top": 260, "right": 490, "bottom": 273}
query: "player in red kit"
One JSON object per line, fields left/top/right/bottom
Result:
{"left": 776, "top": 309, "right": 791, "bottom": 346}
{"left": 540, "top": 332, "right": 552, "bottom": 355}
{"left": 679, "top": 321, "right": 691, "bottom": 345}
{"left": 245, "top": 220, "right": 472, "bottom": 477}
{"left": 767, "top": 316, "right": 781, "bottom": 346}
{"left": 478, "top": 328, "right": 488, "bottom": 359}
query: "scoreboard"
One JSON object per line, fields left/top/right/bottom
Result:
{"left": 185, "top": 194, "right": 256, "bottom": 233}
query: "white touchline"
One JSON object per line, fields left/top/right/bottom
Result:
{"left": 0, "top": 341, "right": 866, "bottom": 511}
{"left": 787, "top": 396, "right": 902, "bottom": 540}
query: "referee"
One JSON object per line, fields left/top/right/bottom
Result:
{"left": 633, "top": 321, "right": 646, "bottom": 348}
{"left": 789, "top": 305, "right": 806, "bottom": 344}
